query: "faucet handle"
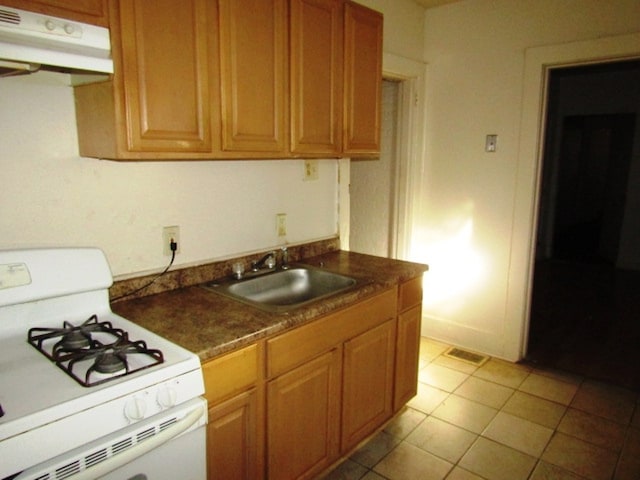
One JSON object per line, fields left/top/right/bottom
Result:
{"left": 266, "top": 251, "right": 276, "bottom": 269}
{"left": 280, "top": 246, "right": 289, "bottom": 269}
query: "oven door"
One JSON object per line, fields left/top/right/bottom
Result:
{"left": 12, "top": 397, "right": 207, "bottom": 480}
{"left": 100, "top": 423, "right": 205, "bottom": 480}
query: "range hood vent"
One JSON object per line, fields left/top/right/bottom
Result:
{"left": 0, "top": 5, "right": 113, "bottom": 76}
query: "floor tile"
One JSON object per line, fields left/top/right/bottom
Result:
{"left": 361, "top": 472, "right": 386, "bottom": 480}
{"left": 407, "top": 382, "right": 449, "bottom": 414}
{"left": 420, "top": 337, "right": 450, "bottom": 362}
{"left": 473, "top": 358, "right": 530, "bottom": 389}
{"left": 431, "top": 394, "right": 498, "bottom": 434}
{"left": 533, "top": 367, "right": 584, "bottom": 386}
{"left": 502, "top": 390, "right": 567, "bottom": 428}
{"left": 433, "top": 353, "right": 480, "bottom": 375}
{"left": 373, "top": 441, "right": 453, "bottom": 480}
{"left": 444, "top": 466, "right": 485, "bottom": 479}
{"left": 519, "top": 372, "right": 578, "bottom": 405}
{"left": 321, "top": 459, "right": 368, "bottom": 480}
{"left": 454, "top": 376, "right": 514, "bottom": 409}
{"left": 529, "top": 461, "right": 588, "bottom": 479}
{"left": 557, "top": 408, "right": 626, "bottom": 451}
{"left": 482, "top": 411, "right": 553, "bottom": 457}
{"left": 570, "top": 379, "right": 636, "bottom": 424}
{"left": 615, "top": 427, "right": 640, "bottom": 480}
{"left": 350, "top": 430, "right": 401, "bottom": 468}
{"left": 384, "top": 407, "right": 426, "bottom": 439}
{"left": 542, "top": 432, "right": 618, "bottom": 480}
{"left": 405, "top": 416, "right": 477, "bottom": 463}
{"left": 458, "top": 437, "right": 536, "bottom": 480}
{"left": 419, "top": 363, "right": 469, "bottom": 392}
{"left": 328, "top": 337, "right": 640, "bottom": 480}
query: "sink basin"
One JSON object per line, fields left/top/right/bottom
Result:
{"left": 203, "top": 265, "right": 361, "bottom": 312}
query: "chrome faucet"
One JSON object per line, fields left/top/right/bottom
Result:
{"left": 280, "top": 246, "right": 289, "bottom": 270}
{"left": 251, "top": 251, "right": 276, "bottom": 272}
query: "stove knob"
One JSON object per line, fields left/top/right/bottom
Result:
{"left": 157, "top": 386, "right": 178, "bottom": 409}
{"left": 124, "top": 397, "right": 147, "bottom": 421}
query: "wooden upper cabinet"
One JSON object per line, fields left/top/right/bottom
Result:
{"left": 343, "top": 1, "right": 383, "bottom": 155}
{"left": 74, "top": 0, "right": 217, "bottom": 159}
{"left": 289, "top": 0, "right": 343, "bottom": 156}
{"left": 73, "top": 0, "right": 382, "bottom": 160}
{"left": 1, "top": 0, "right": 108, "bottom": 26}
{"left": 218, "top": 0, "right": 288, "bottom": 154}
{"left": 117, "top": 0, "right": 213, "bottom": 153}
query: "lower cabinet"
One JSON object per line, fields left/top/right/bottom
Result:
{"left": 267, "top": 348, "right": 342, "bottom": 480}
{"left": 203, "top": 276, "right": 423, "bottom": 480}
{"left": 207, "top": 388, "right": 261, "bottom": 480}
{"left": 265, "top": 288, "right": 397, "bottom": 479}
{"left": 203, "top": 343, "right": 264, "bottom": 480}
{"left": 342, "top": 319, "right": 395, "bottom": 451}
{"left": 394, "top": 276, "right": 423, "bottom": 410}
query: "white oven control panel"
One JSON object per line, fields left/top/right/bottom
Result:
{"left": 0, "top": 263, "right": 32, "bottom": 290}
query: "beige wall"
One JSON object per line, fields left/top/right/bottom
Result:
{"left": 417, "top": 0, "right": 640, "bottom": 359}
{"left": 357, "top": 0, "right": 425, "bottom": 62}
{"left": 0, "top": 73, "right": 338, "bottom": 277}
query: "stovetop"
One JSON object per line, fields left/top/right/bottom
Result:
{"left": 28, "top": 314, "right": 164, "bottom": 387}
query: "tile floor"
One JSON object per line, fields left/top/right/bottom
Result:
{"left": 322, "top": 338, "right": 640, "bottom": 480}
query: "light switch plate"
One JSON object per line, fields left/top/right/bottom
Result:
{"left": 485, "top": 134, "right": 497, "bottom": 152}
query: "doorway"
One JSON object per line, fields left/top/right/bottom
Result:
{"left": 526, "top": 60, "right": 640, "bottom": 390}
{"left": 350, "top": 79, "right": 400, "bottom": 258}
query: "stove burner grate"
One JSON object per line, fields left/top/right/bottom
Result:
{"left": 27, "top": 315, "right": 164, "bottom": 387}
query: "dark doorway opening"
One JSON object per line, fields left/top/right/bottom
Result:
{"left": 526, "top": 60, "right": 640, "bottom": 391}
{"left": 552, "top": 113, "right": 635, "bottom": 263}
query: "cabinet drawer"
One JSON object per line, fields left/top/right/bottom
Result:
{"left": 267, "top": 287, "right": 397, "bottom": 378}
{"left": 399, "top": 276, "right": 423, "bottom": 312}
{"left": 203, "top": 342, "right": 262, "bottom": 405}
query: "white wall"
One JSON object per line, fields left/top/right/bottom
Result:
{"left": 350, "top": 80, "right": 398, "bottom": 257}
{"left": 417, "top": 0, "right": 640, "bottom": 359}
{"left": 357, "top": 0, "right": 425, "bottom": 62}
{"left": 0, "top": 72, "right": 338, "bottom": 277}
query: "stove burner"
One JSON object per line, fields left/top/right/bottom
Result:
{"left": 27, "top": 315, "right": 164, "bottom": 387}
{"left": 94, "top": 352, "right": 127, "bottom": 374}
{"left": 28, "top": 315, "right": 123, "bottom": 360}
{"left": 60, "top": 329, "right": 92, "bottom": 350}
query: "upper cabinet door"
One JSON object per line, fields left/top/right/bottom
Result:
{"left": 289, "top": 0, "right": 343, "bottom": 156}
{"left": 218, "top": 0, "right": 288, "bottom": 153}
{"left": 343, "top": 1, "right": 383, "bottom": 155}
{"left": 117, "top": 0, "right": 213, "bottom": 153}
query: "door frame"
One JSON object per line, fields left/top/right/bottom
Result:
{"left": 504, "top": 33, "right": 640, "bottom": 361}
{"left": 383, "top": 54, "right": 427, "bottom": 260}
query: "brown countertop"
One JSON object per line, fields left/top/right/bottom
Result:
{"left": 112, "top": 250, "right": 428, "bottom": 362}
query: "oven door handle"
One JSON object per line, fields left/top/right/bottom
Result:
{"left": 70, "top": 403, "right": 206, "bottom": 480}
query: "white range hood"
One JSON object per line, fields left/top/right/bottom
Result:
{"left": 0, "top": 5, "right": 113, "bottom": 76}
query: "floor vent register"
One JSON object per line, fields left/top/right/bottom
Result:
{"left": 443, "top": 347, "right": 488, "bottom": 366}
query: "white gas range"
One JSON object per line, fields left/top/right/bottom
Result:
{"left": 0, "top": 248, "right": 207, "bottom": 480}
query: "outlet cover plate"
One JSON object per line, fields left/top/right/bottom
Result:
{"left": 163, "top": 226, "right": 180, "bottom": 256}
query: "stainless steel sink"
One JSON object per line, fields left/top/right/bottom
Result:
{"left": 202, "top": 265, "right": 361, "bottom": 312}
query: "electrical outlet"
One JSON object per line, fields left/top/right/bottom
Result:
{"left": 162, "top": 226, "right": 180, "bottom": 256}
{"left": 303, "top": 160, "right": 319, "bottom": 181}
{"left": 276, "top": 213, "right": 287, "bottom": 237}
